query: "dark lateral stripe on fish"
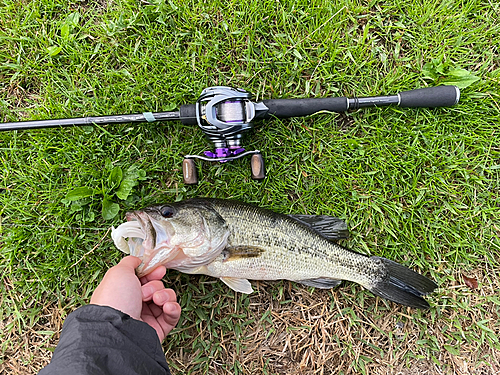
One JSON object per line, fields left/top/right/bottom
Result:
{"left": 193, "top": 198, "right": 362, "bottom": 259}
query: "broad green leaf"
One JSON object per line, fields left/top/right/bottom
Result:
{"left": 66, "top": 12, "right": 81, "bottom": 27}
{"left": 115, "top": 166, "right": 146, "bottom": 200}
{"left": 102, "top": 198, "right": 120, "bottom": 220}
{"left": 61, "top": 12, "right": 80, "bottom": 39}
{"left": 447, "top": 68, "right": 473, "bottom": 77}
{"left": 65, "top": 187, "right": 95, "bottom": 201}
{"left": 444, "top": 345, "right": 460, "bottom": 356}
{"left": 116, "top": 179, "right": 137, "bottom": 200}
{"left": 422, "top": 60, "right": 480, "bottom": 88}
{"left": 137, "top": 169, "right": 146, "bottom": 180}
{"left": 61, "top": 23, "right": 70, "bottom": 39}
{"left": 69, "top": 199, "right": 90, "bottom": 213}
{"left": 47, "top": 46, "right": 62, "bottom": 56}
{"left": 442, "top": 75, "right": 480, "bottom": 89}
{"left": 435, "top": 62, "right": 446, "bottom": 75}
{"left": 164, "top": 103, "right": 177, "bottom": 111}
{"left": 108, "top": 166, "right": 123, "bottom": 189}
{"left": 85, "top": 210, "right": 96, "bottom": 223}
{"left": 422, "top": 62, "right": 438, "bottom": 80}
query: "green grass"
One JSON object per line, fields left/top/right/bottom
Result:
{"left": 1, "top": 0, "right": 499, "bottom": 374}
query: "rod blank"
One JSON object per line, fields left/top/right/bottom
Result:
{"left": 0, "top": 111, "right": 181, "bottom": 131}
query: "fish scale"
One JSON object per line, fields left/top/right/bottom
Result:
{"left": 198, "top": 199, "right": 379, "bottom": 288}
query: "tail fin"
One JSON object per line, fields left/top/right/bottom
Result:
{"left": 367, "top": 257, "right": 438, "bottom": 309}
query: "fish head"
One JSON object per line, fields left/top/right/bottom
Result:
{"left": 111, "top": 201, "right": 229, "bottom": 277}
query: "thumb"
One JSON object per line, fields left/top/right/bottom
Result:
{"left": 117, "top": 256, "right": 142, "bottom": 270}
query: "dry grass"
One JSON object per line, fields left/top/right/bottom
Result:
{"left": 2, "top": 303, "right": 62, "bottom": 375}
{"left": 4, "top": 265, "right": 498, "bottom": 375}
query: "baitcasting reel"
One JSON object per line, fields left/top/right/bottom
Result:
{"left": 180, "top": 86, "right": 268, "bottom": 184}
{"left": 0, "top": 84, "right": 460, "bottom": 185}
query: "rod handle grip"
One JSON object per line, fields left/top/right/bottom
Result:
{"left": 261, "top": 97, "right": 348, "bottom": 119}
{"left": 399, "top": 85, "right": 460, "bottom": 108}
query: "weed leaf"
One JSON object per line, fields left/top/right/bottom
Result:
{"left": 108, "top": 166, "right": 123, "bottom": 190}
{"left": 116, "top": 166, "right": 146, "bottom": 200}
{"left": 47, "top": 46, "right": 62, "bottom": 57}
{"left": 444, "top": 345, "right": 460, "bottom": 356}
{"left": 65, "top": 187, "right": 95, "bottom": 201}
{"left": 441, "top": 70, "right": 481, "bottom": 89}
{"left": 102, "top": 198, "right": 120, "bottom": 220}
{"left": 61, "top": 12, "right": 81, "bottom": 39}
{"left": 61, "top": 23, "right": 70, "bottom": 39}
{"left": 422, "top": 60, "right": 480, "bottom": 89}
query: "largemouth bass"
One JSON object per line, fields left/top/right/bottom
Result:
{"left": 112, "top": 198, "right": 437, "bottom": 309}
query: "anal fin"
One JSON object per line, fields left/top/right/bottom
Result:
{"left": 297, "top": 278, "right": 343, "bottom": 289}
{"left": 220, "top": 277, "right": 254, "bottom": 294}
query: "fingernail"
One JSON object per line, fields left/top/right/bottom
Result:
{"left": 163, "top": 302, "right": 178, "bottom": 315}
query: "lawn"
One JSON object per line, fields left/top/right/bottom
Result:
{"left": 1, "top": 0, "right": 499, "bottom": 374}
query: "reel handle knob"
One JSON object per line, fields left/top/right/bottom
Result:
{"left": 250, "top": 153, "right": 266, "bottom": 180}
{"left": 182, "top": 158, "right": 198, "bottom": 185}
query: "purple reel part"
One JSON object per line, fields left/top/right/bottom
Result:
{"left": 183, "top": 149, "right": 265, "bottom": 184}
{"left": 204, "top": 147, "right": 246, "bottom": 162}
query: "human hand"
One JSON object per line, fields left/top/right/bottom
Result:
{"left": 90, "top": 256, "right": 181, "bottom": 342}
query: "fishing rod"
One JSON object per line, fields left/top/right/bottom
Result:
{"left": 0, "top": 85, "right": 460, "bottom": 184}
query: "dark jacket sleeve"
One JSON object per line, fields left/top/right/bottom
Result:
{"left": 38, "top": 304, "right": 171, "bottom": 375}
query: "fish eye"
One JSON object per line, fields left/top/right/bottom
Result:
{"left": 160, "top": 206, "right": 175, "bottom": 218}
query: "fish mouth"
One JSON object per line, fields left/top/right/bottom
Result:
{"left": 111, "top": 211, "right": 173, "bottom": 259}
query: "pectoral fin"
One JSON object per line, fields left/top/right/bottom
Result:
{"left": 223, "top": 245, "right": 265, "bottom": 261}
{"left": 297, "top": 278, "right": 343, "bottom": 289}
{"left": 220, "top": 277, "right": 254, "bottom": 294}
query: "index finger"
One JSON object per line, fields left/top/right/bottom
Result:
{"left": 140, "top": 265, "right": 167, "bottom": 285}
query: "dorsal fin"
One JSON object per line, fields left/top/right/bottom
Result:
{"left": 288, "top": 214, "right": 348, "bottom": 241}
